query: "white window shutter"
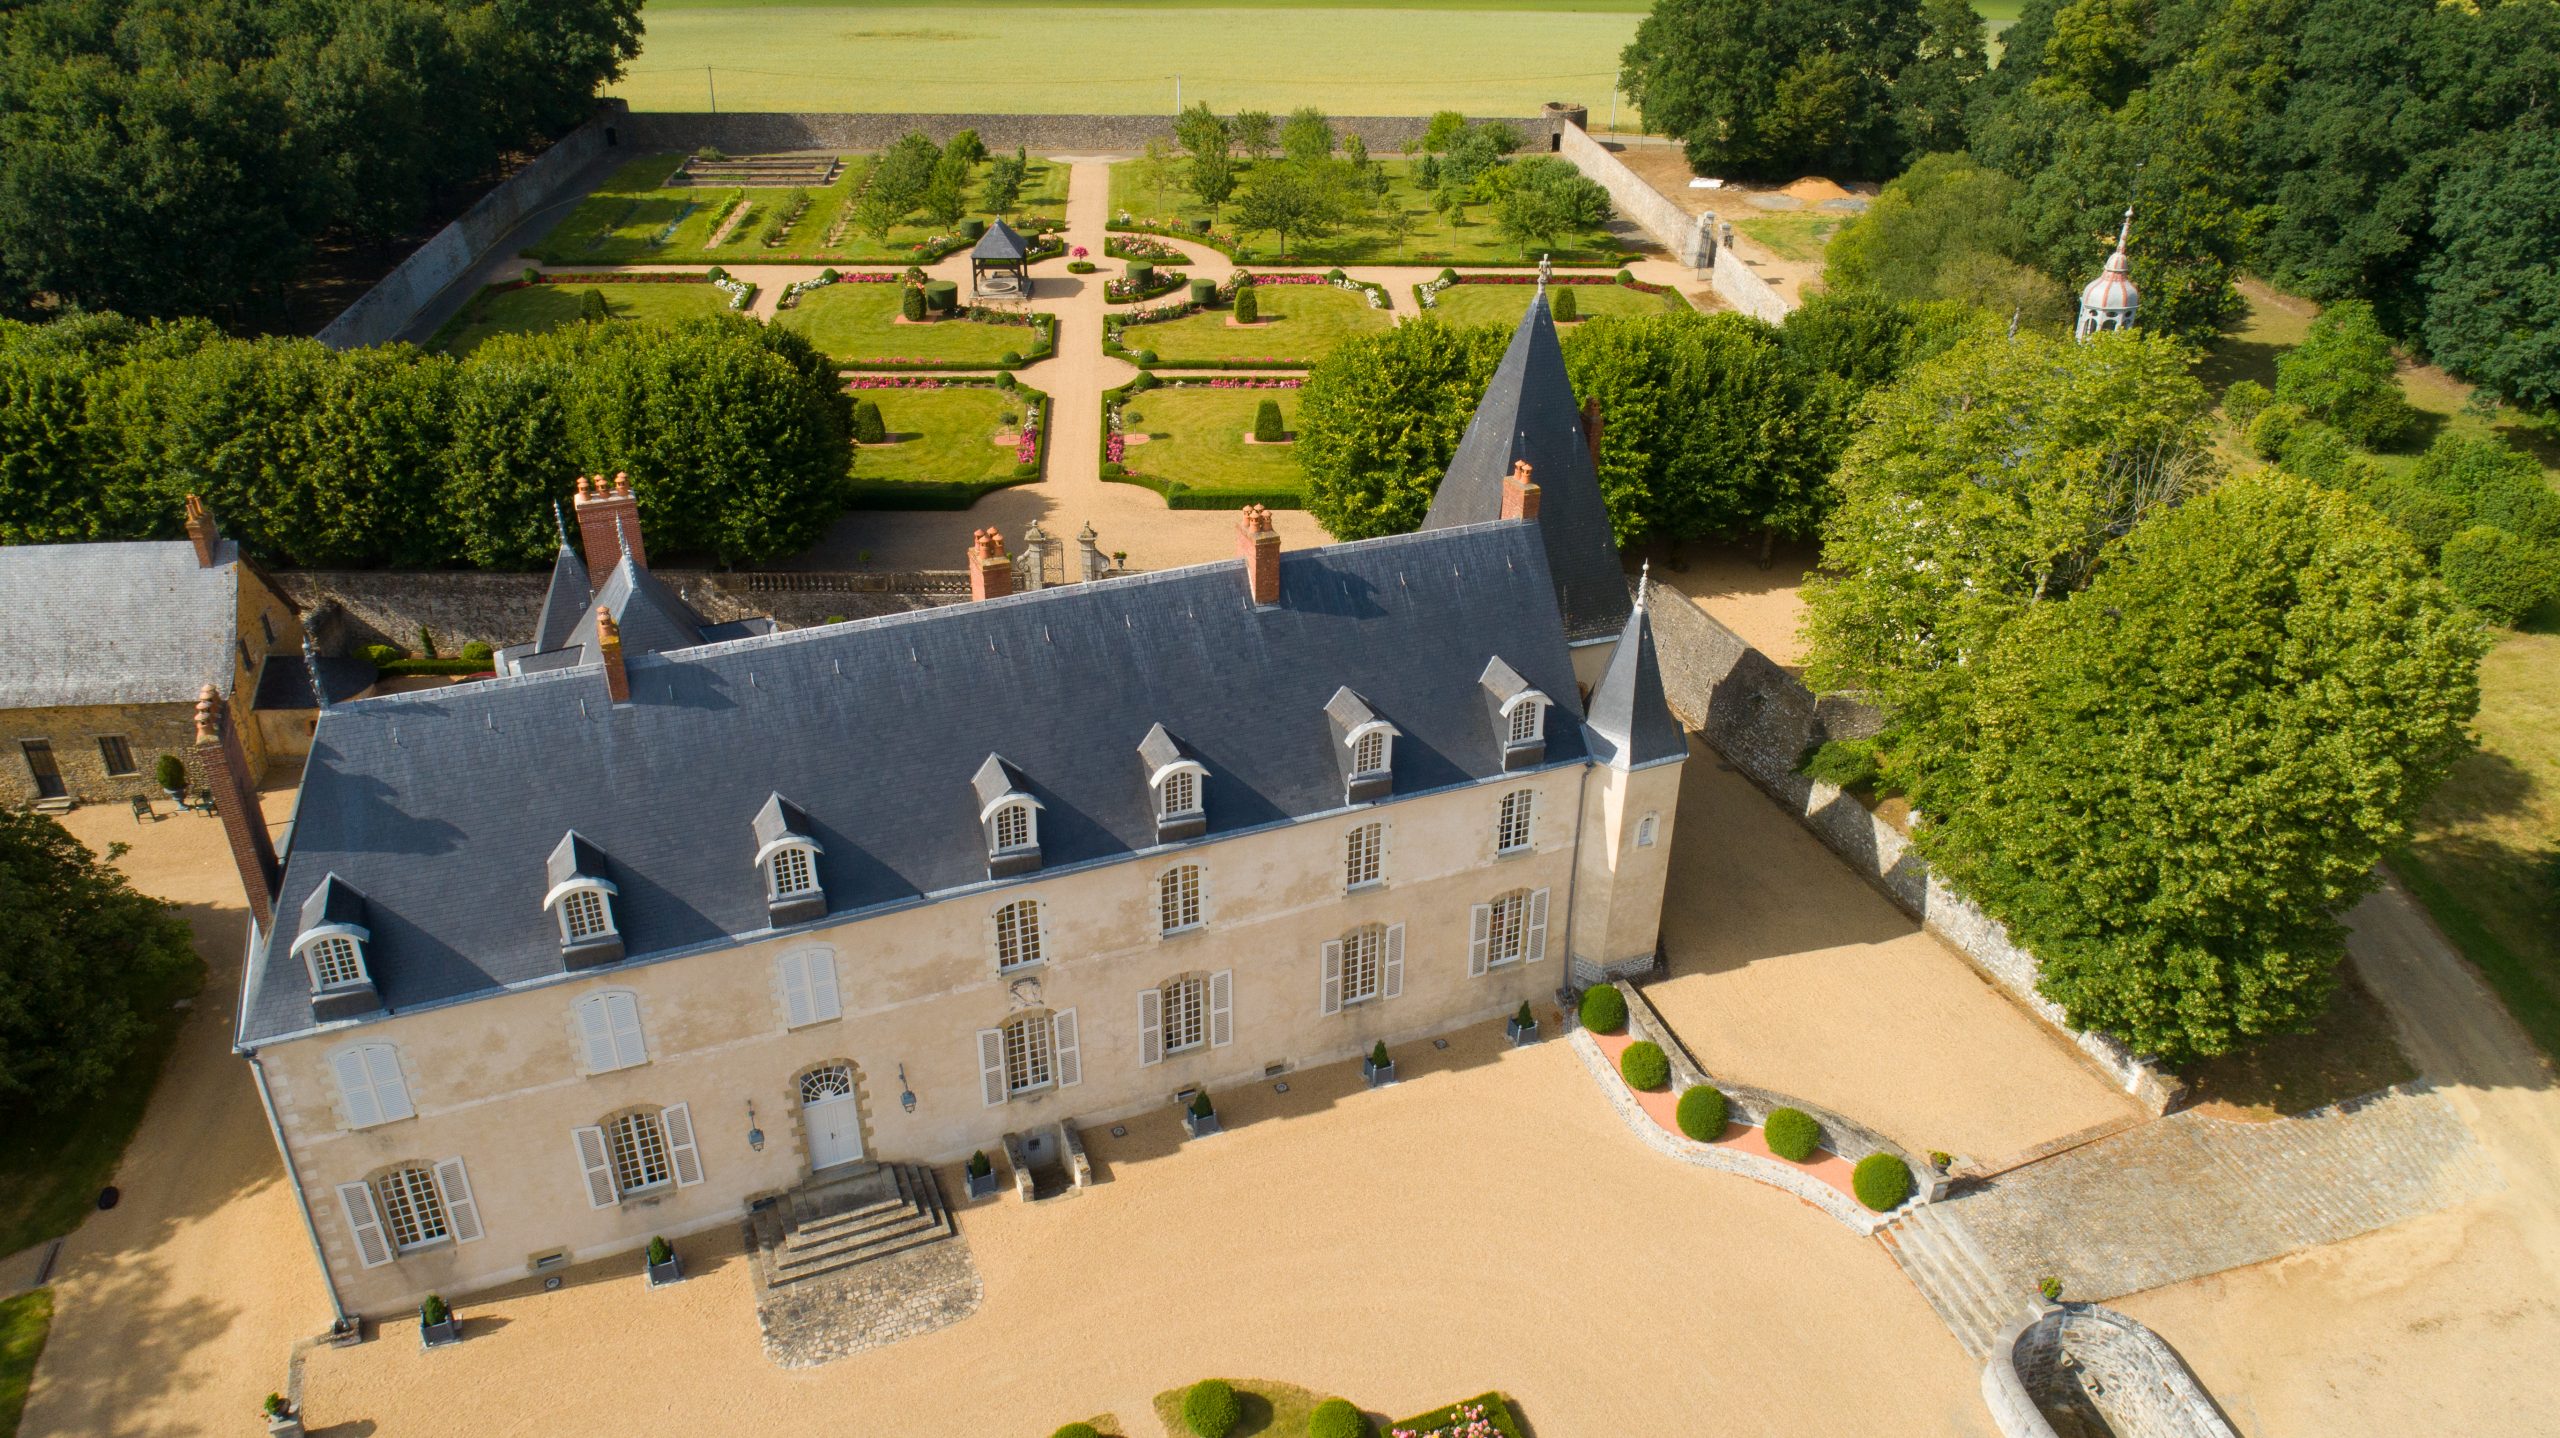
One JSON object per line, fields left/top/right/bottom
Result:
{"left": 1208, "top": 969, "right": 1233, "bottom": 1048}
{"left": 807, "top": 950, "right": 841, "bottom": 1022}
{"left": 661, "top": 1102, "right": 704, "bottom": 1186}
{"left": 779, "top": 952, "right": 813, "bottom": 1028}
{"left": 434, "top": 1157, "right": 484, "bottom": 1243}
{"left": 1384, "top": 923, "right": 1405, "bottom": 999}
{"left": 577, "top": 998, "right": 617, "bottom": 1073}
{"left": 1527, "top": 887, "right": 1550, "bottom": 964}
{"left": 1053, "top": 1009, "right": 1082, "bottom": 1088}
{"left": 333, "top": 1048, "right": 382, "bottom": 1129}
{"left": 1321, "top": 940, "right": 1343, "bottom": 1016}
{"left": 573, "top": 1125, "right": 617, "bottom": 1208}
{"left": 366, "top": 1045, "right": 414, "bottom": 1122}
{"left": 1468, "top": 903, "right": 1493, "bottom": 978}
{"left": 336, "top": 1181, "right": 393, "bottom": 1268}
{"left": 978, "top": 1028, "right": 1007, "bottom": 1106}
{"left": 607, "top": 993, "right": 645, "bottom": 1068}
{"left": 1138, "top": 987, "right": 1163, "bottom": 1067}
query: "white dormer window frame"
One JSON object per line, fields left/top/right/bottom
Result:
{"left": 984, "top": 796, "right": 1041, "bottom": 854}
{"left": 546, "top": 877, "right": 620, "bottom": 944}
{"left": 293, "top": 923, "right": 373, "bottom": 991}
{"left": 1501, "top": 691, "right": 1548, "bottom": 747}
{"left": 1348, "top": 722, "right": 1394, "bottom": 778}
{"left": 757, "top": 838, "right": 823, "bottom": 901}
{"left": 1153, "top": 761, "right": 1207, "bottom": 821}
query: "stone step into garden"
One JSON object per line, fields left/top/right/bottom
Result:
{"left": 759, "top": 1163, "right": 956, "bottom": 1289}
{"left": 1880, "top": 1203, "right": 2028, "bottom": 1360}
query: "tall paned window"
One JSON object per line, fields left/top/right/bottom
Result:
{"left": 1506, "top": 701, "right": 1541, "bottom": 745}
{"left": 1489, "top": 890, "right": 1530, "bottom": 965}
{"left": 1496, "top": 790, "right": 1534, "bottom": 853}
{"left": 1162, "top": 770, "right": 1199, "bottom": 817}
{"left": 994, "top": 899, "right": 1042, "bottom": 970}
{"left": 1160, "top": 865, "right": 1202, "bottom": 933}
{"left": 1352, "top": 729, "right": 1387, "bottom": 776}
{"left": 373, "top": 1165, "right": 450, "bottom": 1251}
{"left": 608, "top": 1110, "right": 674, "bottom": 1194}
{"left": 994, "top": 803, "right": 1032, "bottom": 851}
{"left": 1002, "top": 1012, "right": 1055, "bottom": 1093}
{"left": 1161, "top": 976, "right": 1206, "bottom": 1054}
{"left": 1345, "top": 822, "right": 1383, "bottom": 889}
{"left": 1341, "top": 924, "right": 1384, "bottom": 1005}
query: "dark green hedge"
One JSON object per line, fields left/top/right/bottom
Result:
{"left": 1852, "top": 1152, "right": 1914, "bottom": 1212}
{"left": 1577, "top": 985, "right": 1627, "bottom": 1034}
{"left": 1764, "top": 1107, "right": 1821, "bottom": 1163}
{"left": 1675, "top": 1084, "right": 1728, "bottom": 1140}
{"left": 1183, "top": 1379, "right": 1240, "bottom": 1438}
{"left": 1618, "top": 1040, "right": 1670, "bottom": 1091}
{"left": 1390, "top": 1394, "right": 1526, "bottom": 1438}
{"left": 1308, "top": 1398, "right": 1372, "bottom": 1438}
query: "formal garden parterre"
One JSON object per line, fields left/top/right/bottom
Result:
{"left": 1103, "top": 383, "right": 1307, "bottom": 509}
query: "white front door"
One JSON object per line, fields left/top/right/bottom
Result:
{"left": 800, "top": 1066, "right": 865, "bottom": 1171}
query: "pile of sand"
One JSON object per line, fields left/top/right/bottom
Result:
{"left": 1780, "top": 176, "right": 1856, "bottom": 205}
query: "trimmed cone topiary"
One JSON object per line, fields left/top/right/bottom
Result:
{"left": 852, "top": 400, "right": 886, "bottom": 444}
{"left": 1189, "top": 1089, "right": 1215, "bottom": 1119}
{"left": 1578, "top": 984, "right": 1627, "bottom": 1034}
{"left": 1676, "top": 1084, "right": 1728, "bottom": 1140}
{"left": 902, "top": 285, "right": 928, "bottom": 322}
{"left": 1550, "top": 285, "right": 1577, "bottom": 321}
{"left": 1619, "top": 1040, "right": 1669, "bottom": 1091}
{"left": 1235, "top": 285, "right": 1259, "bottom": 324}
{"left": 1764, "top": 1106, "right": 1821, "bottom": 1162}
{"left": 1254, "top": 398, "right": 1284, "bottom": 442}
{"left": 1309, "top": 1397, "right": 1373, "bottom": 1438}
{"left": 1184, "top": 1378, "right": 1241, "bottom": 1438}
{"left": 1853, "top": 1152, "right": 1914, "bottom": 1212}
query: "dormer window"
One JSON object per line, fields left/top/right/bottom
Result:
{"left": 545, "top": 832, "right": 624, "bottom": 969}
{"left": 973, "top": 754, "right": 1045, "bottom": 878}
{"left": 1138, "top": 723, "right": 1209, "bottom": 843}
{"left": 752, "top": 793, "right": 827, "bottom": 926}
{"left": 1479, "top": 657, "right": 1549, "bottom": 770}
{"left": 294, "top": 873, "right": 383, "bottom": 1022}
{"left": 1325, "top": 688, "right": 1400, "bottom": 805}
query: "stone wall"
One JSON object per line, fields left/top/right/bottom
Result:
{"left": 1644, "top": 582, "right": 2179, "bottom": 1113}
{"left": 315, "top": 109, "right": 626, "bottom": 351}
{"left": 1, "top": 701, "right": 204, "bottom": 808}
{"left": 617, "top": 111, "right": 1557, "bottom": 159}
{"left": 1983, "top": 1304, "right": 2240, "bottom": 1438}
{"left": 1712, "top": 244, "right": 1793, "bottom": 323}
{"left": 1556, "top": 122, "right": 1712, "bottom": 268}
{"left": 275, "top": 571, "right": 959, "bottom": 656}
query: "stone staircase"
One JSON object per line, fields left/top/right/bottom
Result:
{"left": 749, "top": 1163, "right": 955, "bottom": 1290}
{"left": 1877, "top": 1201, "right": 2034, "bottom": 1360}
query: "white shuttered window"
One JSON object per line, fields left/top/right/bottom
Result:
{"left": 778, "top": 947, "right": 843, "bottom": 1028}
{"left": 574, "top": 991, "right": 647, "bottom": 1072}
{"left": 331, "top": 1043, "right": 414, "bottom": 1129}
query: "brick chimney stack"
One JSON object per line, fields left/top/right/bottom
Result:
{"left": 184, "top": 494, "right": 220, "bottom": 568}
{"left": 194, "top": 684, "right": 278, "bottom": 928}
{"left": 573, "top": 473, "right": 647, "bottom": 590}
{"left": 595, "top": 607, "right": 629, "bottom": 703}
{"left": 969, "top": 528, "right": 1013, "bottom": 601}
{"left": 1579, "top": 396, "right": 1606, "bottom": 476}
{"left": 1237, "top": 504, "right": 1281, "bottom": 605}
{"left": 1501, "top": 459, "right": 1541, "bottom": 521}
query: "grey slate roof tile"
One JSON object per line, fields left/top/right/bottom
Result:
{"left": 1584, "top": 584, "right": 1686, "bottom": 770}
{"left": 0, "top": 539, "right": 241, "bottom": 708}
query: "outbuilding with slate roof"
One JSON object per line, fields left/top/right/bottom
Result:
{"left": 970, "top": 218, "right": 1033, "bottom": 300}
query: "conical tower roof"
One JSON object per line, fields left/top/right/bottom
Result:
{"left": 1422, "top": 289, "right": 1630, "bottom": 643}
{"left": 1582, "top": 569, "right": 1685, "bottom": 770}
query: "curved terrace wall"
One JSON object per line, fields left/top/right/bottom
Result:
{"left": 1984, "top": 1304, "right": 2240, "bottom": 1438}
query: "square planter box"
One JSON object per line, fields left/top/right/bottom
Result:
{"left": 646, "top": 1253, "right": 683, "bottom": 1288}
{"left": 1183, "top": 1109, "right": 1222, "bottom": 1138}
{"left": 964, "top": 1168, "right": 1002, "bottom": 1200}
{"left": 1507, "top": 1017, "right": 1540, "bottom": 1046}
{"left": 420, "top": 1315, "right": 461, "bottom": 1349}
{"left": 1363, "top": 1057, "right": 1397, "bottom": 1088}
{"left": 267, "top": 1415, "right": 305, "bottom": 1438}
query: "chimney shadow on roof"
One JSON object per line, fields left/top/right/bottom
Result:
{"left": 1280, "top": 566, "right": 1388, "bottom": 622}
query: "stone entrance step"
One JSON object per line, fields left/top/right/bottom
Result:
{"left": 753, "top": 1163, "right": 956, "bottom": 1290}
{"left": 1878, "top": 1202, "right": 2032, "bottom": 1360}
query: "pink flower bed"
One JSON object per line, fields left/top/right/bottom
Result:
{"left": 519, "top": 272, "right": 708, "bottom": 286}
{"left": 1392, "top": 1403, "right": 1502, "bottom": 1438}
{"left": 1105, "top": 433, "right": 1126, "bottom": 463}
{"left": 1182, "top": 377, "right": 1302, "bottom": 389}
{"left": 1015, "top": 426, "right": 1040, "bottom": 463}
{"left": 845, "top": 376, "right": 963, "bottom": 389}
{"left": 1247, "top": 273, "right": 1326, "bottom": 285}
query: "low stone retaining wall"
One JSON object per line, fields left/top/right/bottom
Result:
{"left": 1983, "top": 1303, "right": 2239, "bottom": 1438}
{"left": 1644, "top": 582, "right": 2179, "bottom": 1114}
{"left": 617, "top": 111, "right": 1556, "bottom": 159}
{"left": 1555, "top": 122, "right": 1712, "bottom": 268}
{"left": 1712, "top": 244, "right": 1792, "bottom": 323}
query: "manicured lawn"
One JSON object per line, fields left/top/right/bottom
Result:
{"left": 1117, "top": 286, "right": 1390, "bottom": 364}
{"left": 1426, "top": 280, "right": 1688, "bottom": 328}
{"left": 1111, "top": 158, "right": 1627, "bottom": 266}
{"left": 1120, "top": 389, "right": 1305, "bottom": 499}
{"left": 530, "top": 152, "right": 1068, "bottom": 266}
{"left": 853, "top": 388, "right": 1027, "bottom": 487}
{"left": 1736, "top": 211, "right": 1845, "bottom": 263}
{"left": 774, "top": 285, "right": 1041, "bottom": 366}
{"left": 0, "top": 1290, "right": 51, "bottom": 1438}
{"left": 431, "top": 281, "right": 738, "bottom": 354}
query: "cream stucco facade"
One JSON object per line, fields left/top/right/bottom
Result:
{"left": 251, "top": 754, "right": 1677, "bottom": 1317}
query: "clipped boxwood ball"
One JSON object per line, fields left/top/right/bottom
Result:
{"left": 1619, "top": 1040, "right": 1669, "bottom": 1091}
{"left": 1676, "top": 1084, "right": 1728, "bottom": 1141}
{"left": 1764, "top": 1106, "right": 1821, "bottom": 1163}
{"left": 1853, "top": 1152, "right": 1914, "bottom": 1212}
{"left": 1053, "top": 1426, "right": 1103, "bottom": 1438}
{"left": 1578, "top": 984, "right": 1627, "bottom": 1034}
{"left": 1309, "top": 1398, "right": 1373, "bottom": 1438}
{"left": 1184, "top": 1378, "right": 1241, "bottom": 1438}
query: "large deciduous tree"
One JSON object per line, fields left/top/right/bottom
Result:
{"left": 1620, "top": 0, "right": 1929, "bottom": 179}
{"left": 1297, "top": 320, "right": 1507, "bottom": 539}
{"left": 0, "top": 810, "right": 198, "bottom": 1115}
{"left": 1823, "top": 152, "right": 2066, "bottom": 328}
{"left": 1921, "top": 472, "right": 2484, "bottom": 1060}
{"left": 2420, "top": 125, "right": 2560, "bottom": 409}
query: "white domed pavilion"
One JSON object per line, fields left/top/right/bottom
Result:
{"left": 2075, "top": 208, "right": 2139, "bottom": 340}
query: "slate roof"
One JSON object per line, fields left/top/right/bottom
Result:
{"left": 498, "top": 549, "right": 773, "bottom": 676}
{"left": 239, "top": 521, "right": 1598, "bottom": 1045}
{"left": 1583, "top": 582, "right": 1686, "bottom": 770}
{"left": 972, "top": 220, "right": 1030, "bottom": 262}
{"left": 1421, "top": 290, "right": 1632, "bottom": 644}
{"left": 251, "top": 653, "right": 379, "bottom": 712}
{"left": 0, "top": 539, "right": 241, "bottom": 709}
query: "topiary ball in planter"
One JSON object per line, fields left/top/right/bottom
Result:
{"left": 1619, "top": 1040, "right": 1669, "bottom": 1091}
{"left": 1254, "top": 398, "right": 1284, "bottom": 442}
{"left": 1676, "top": 1084, "right": 1728, "bottom": 1141}
{"left": 1853, "top": 1152, "right": 1914, "bottom": 1212}
{"left": 1578, "top": 984, "right": 1627, "bottom": 1034}
{"left": 1309, "top": 1398, "right": 1373, "bottom": 1438}
{"left": 1764, "top": 1106, "right": 1821, "bottom": 1162}
{"left": 1184, "top": 1378, "right": 1242, "bottom": 1438}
